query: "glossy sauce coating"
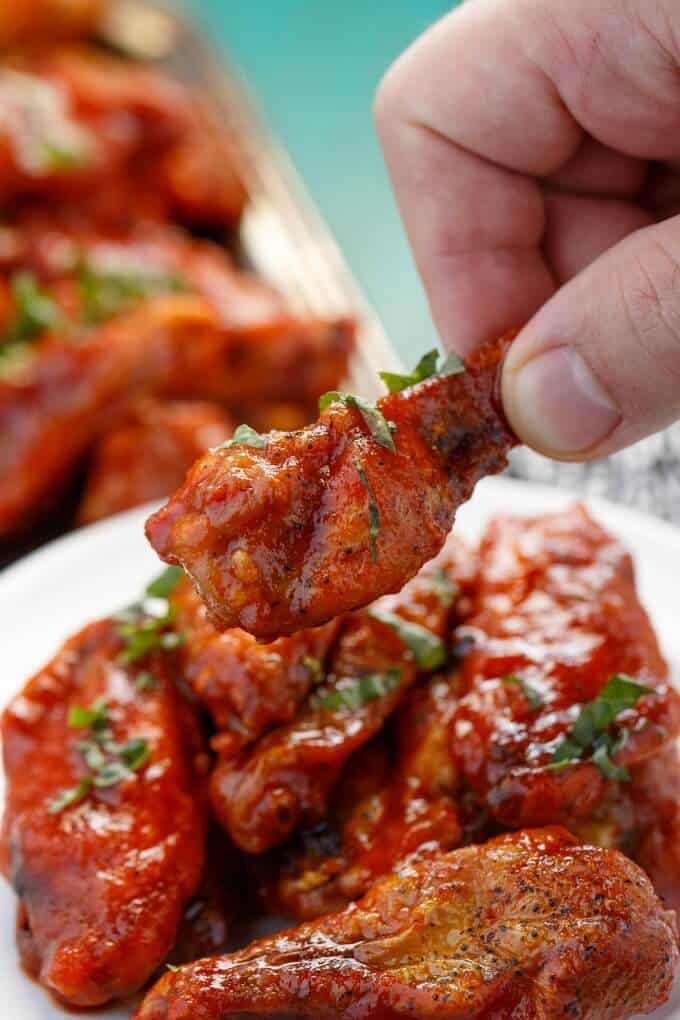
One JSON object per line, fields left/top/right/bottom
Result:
{"left": 78, "top": 399, "right": 234, "bottom": 525}
{"left": 135, "top": 827, "right": 679, "bottom": 1020}
{"left": 209, "top": 537, "right": 468, "bottom": 854}
{"left": 0, "top": 46, "right": 246, "bottom": 228}
{"left": 146, "top": 334, "right": 516, "bottom": 639}
{"left": 0, "top": 617, "right": 206, "bottom": 1006}
{"left": 451, "top": 506, "right": 680, "bottom": 827}
{"left": 0, "top": 1, "right": 104, "bottom": 48}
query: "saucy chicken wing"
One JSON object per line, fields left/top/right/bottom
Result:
{"left": 146, "top": 334, "right": 516, "bottom": 639}
{"left": 0, "top": 1, "right": 105, "bottom": 49}
{"left": 451, "top": 505, "right": 680, "bottom": 828}
{"left": 0, "top": 46, "right": 246, "bottom": 228}
{"left": 209, "top": 536, "right": 472, "bottom": 854}
{"left": 1, "top": 610, "right": 206, "bottom": 1006}
{"left": 135, "top": 826, "right": 679, "bottom": 1020}
{"left": 78, "top": 399, "right": 234, "bottom": 525}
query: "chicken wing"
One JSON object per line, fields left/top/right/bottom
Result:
{"left": 77, "top": 399, "right": 234, "bottom": 525}
{"left": 171, "top": 574, "right": 342, "bottom": 758}
{"left": 0, "top": 1, "right": 104, "bottom": 48}
{"left": 209, "top": 536, "right": 472, "bottom": 853}
{"left": 0, "top": 46, "right": 246, "bottom": 228}
{"left": 135, "top": 826, "right": 679, "bottom": 1020}
{"left": 146, "top": 334, "right": 516, "bottom": 639}
{"left": 451, "top": 505, "right": 680, "bottom": 828}
{"left": 1, "top": 610, "right": 206, "bottom": 1006}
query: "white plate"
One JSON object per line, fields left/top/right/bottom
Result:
{"left": 0, "top": 477, "right": 678, "bottom": 1018}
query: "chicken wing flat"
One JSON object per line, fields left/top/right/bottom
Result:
{"left": 209, "top": 536, "right": 472, "bottom": 854}
{"left": 274, "top": 671, "right": 466, "bottom": 920}
{"left": 1, "top": 611, "right": 206, "bottom": 1006}
{"left": 451, "top": 505, "right": 680, "bottom": 828}
{"left": 0, "top": 46, "right": 246, "bottom": 228}
{"left": 77, "top": 399, "right": 234, "bottom": 525}
{"left": 135, "top": 826, "right": 679, "bottom": 1020}
{"left": 146, "top": 334, "right": 516, "bottom": 639}
{"left": 171, "top": 574, "right": 342, "bottom": 758}
{"left": 0, "top": 1, "right": 104, "bottom": 48}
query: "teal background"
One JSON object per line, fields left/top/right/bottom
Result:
{"left": 181, "top": 2, "right": 455, "bottom": 363}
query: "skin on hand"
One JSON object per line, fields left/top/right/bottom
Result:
{"left": 376, "top": 0, "right": 680, "bottom": 460}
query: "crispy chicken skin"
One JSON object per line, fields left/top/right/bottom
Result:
{"left": 274, "top": 672, "right": 466, "bottom": 920}
{"left": 209, "top": 536, "right": 472, "bottom": 854}
{"left": 0, "top": 46, "right": 246, "bottom": 228}
{"left": 451, "top": 506, "right": 680, "bottom": 828}
{"left": 77, "top": 399, "right": 234, "bottom": 525}
{"left": 172, "top": 576, "right": 342, "bottom": 758}
{"left": 135, "top": 827, "right": 679, "bottom": 1020}
{"left": 0, "top": 617, "right": 206, "bottom": 1007}
{"left": 0, "top": 1, "right": 104, "bottom": 48}
{"left": 146, "top": 334, "right": 516, "bottom": 639}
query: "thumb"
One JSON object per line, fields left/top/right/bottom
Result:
{"left": 501, "top": 216, "right": 680, "bottom": 460}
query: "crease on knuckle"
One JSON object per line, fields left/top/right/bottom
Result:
{"left": 621, "top": 238, "right": 680, "bottom": 382}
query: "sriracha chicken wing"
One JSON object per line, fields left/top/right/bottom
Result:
{"left": 77, "top": 399, "right": 234, "bottom": 525}
{"left": 451, "top": 506, "right": 680, "bottom": 828}
{"left": 146, "top": 334, "right": 516, "bottom": 639}
{"left": 0, "top": 46, "right": 246, "bottom": 228}
{"left": 135, "top": 827, "right": 679, "bottom": 1020}
{"left": 209, "top": 536, "right": 470, "bottom": 854}
{"left": 0, "top": 614, "right": 206, "bottom": 1007}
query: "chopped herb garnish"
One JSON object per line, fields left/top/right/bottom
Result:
{"left": 303, "top": 656, "right": 325, "bottom": 686}
{"left": 370, "top": 610, "right": 446, "bottom": 671}
{"left": 146, "top": 566, "right": 184, "bottom": 599}
{"left": 48, "top": 777, "right": 93, "bottom": 815}
{"left": 41, "top": 139, "right": 84, "bottom": 172}
{"left": 380, "top": 348, "right": 465, "bottom": 394}
{"left": 319, "top": 391, "right": 396, "bottom": 451}
{"left": 3, "top": 271, "right": 65, "bottom": 347}
{"left": 547, "top": 674, "right": 653, "bottom": 780}
{"left": 432, "top": 567, "right": 459, "bottom": 610}
{"left": 502, "top": 674, "right": 543, "bottom": 711}
{"left": 310, "top": 668, "right": 403, "bottom": 712}
{"left": 50, "top": 700, "right": 151, "bottom": 813}
{"left": 166, "top": 964, "right": 181, "bottom": 973}
{"left": 213, "top": 423, "right": 268, "bottom": 452}
{"left": 77, "top": 262, "right": 187, "bottom": 326}
{"left": 353, "top": 459, "right": 380, "bottom": 563}
{"left": 135, "top": 671, "right": 158, "bottom": 692}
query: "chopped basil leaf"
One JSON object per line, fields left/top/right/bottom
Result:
{"left": 310, "top": 668, "right": 403, "bottom": 712}
{"left": 135, "top": 671, "right": 157, "bottom": 692}
{"left": 353, "top": 459, "right": 380, "bottom": 563}
{"left": 370, "top": 610, "right": 446, "bottom": 671}
{"left": 119, "top": 737, "right": 151, "bottom": 772}
{"left": 3, "top": 271, "right": 64, "bottom": 347}
{"left": 303, "top": 656, "right": 325, "bottom": 686}
{"left": 68, "top": 700, "right": 109, "bottom": 732}
{"left": 48, "top": 777, "right": 93, "bottom": 815}
{"left": 548, "top": 674, "right": 652, "bottom": 778}
{"left": 379, "top": 348, "right": 465, "bottom": 394}
{"left": 41, "top": 139, "right": 84, "bottom": 172}
{"left": 432, "top": 567, "right": 459, "bottom": 610}
{"left": 93, "top": 760, "right": 130, "bottom": 788}
{"left": 78, "top": 262, "right": 187, "bottom": 326}
{"left": 76, "top": 739, "right": 107, "bottom": 772}
{"left": 213, "top": 423, "right": 268, "bottom": 452}
{"left": 502, "top": 674, "right": 543, "bottom": 711}
{"left": 319, "top": 391, "right": 396, "bottom": 451}
{"left": 146, "top": 566, "right": 184, "bottom": 599}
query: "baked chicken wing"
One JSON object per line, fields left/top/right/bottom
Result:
{"left": 209, "top": 536, "right": 470, "bottom": 854}
{"left": 135, "top": 826, "right": 679, "bottom": 1020}
{"left": 451, "top": 505, "right": 680, "bottom": 828}
{"left": 146, "top": 334, "right": 516, "bottom": 639}
{"left": 1, "top": 610, "right": 206, "bottom": 1006}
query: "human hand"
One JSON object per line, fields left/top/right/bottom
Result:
{"left": 375, "top": 0, "right": 680, "bottom": 460}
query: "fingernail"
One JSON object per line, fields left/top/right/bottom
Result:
{"left": 504, "top": 346, "right": 621, "bottom": 456}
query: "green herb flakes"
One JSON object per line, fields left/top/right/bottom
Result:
{"left": 48, "top": 777, "right": 93, "bottom": 815}
{"left": 432, "top": 567, "right": 459, "bottom": 610}
{"left": 213, "top": 423, "right": 269, "bottom": 452}
{"left": 303, "top": 656, "right": 325, "bottom": 686}
{"left": 380, "top": 348, "right": 465, "bottom": 394}
{"left": 319, "top": 391, "right": 396, "bottom": 451}
{"left": 370, "top": 610, "right": 446, "bottom": 671}
{"left": 310, "top": 668, "right": 403, "bottom": 712}
{"left": 353, "top": 459, "right": 380, "bottom": 563}
{"left": 146, "top": 566, "right": 184, "bottom": 599}
{"left": 502, "top": 674, "right": 543, "bottom": 711}
{"left": 78, "top": 262, "right": 187, "bottom": 326}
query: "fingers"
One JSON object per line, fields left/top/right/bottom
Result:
{"left": 544, "top": 194, "right": 652, "bottom": 282}
{"left": 375, "top": 0, "right": 680, "bottom": 353}
{"left": 502, "top": 214, "right": 680, "bottom": 460}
